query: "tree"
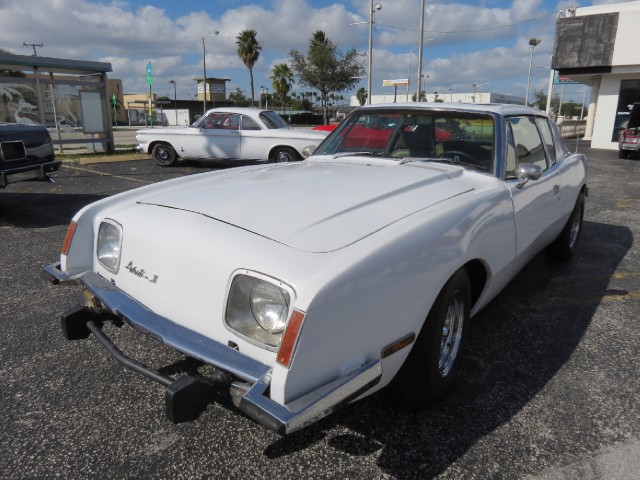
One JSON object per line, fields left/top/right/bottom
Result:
{"left": 412, "top": 90, "right": 427, "bottom": 102}
{"left": 289, "top": 30, "right": 365, "bottom": 124}
{"left": 236, "top": 29, "right": 262, "bottom": 107}
{"left": 228, "top": 87, "right": 251, "bottom": 107}
{"left": 269, "top": 63, "right": 294, "bottom": 113}
{"left": 356, "top": 87, "right": 367, "bottom": 106}
{"left": 0, "top": 48, "right": 24, "bottom": 77}
{"left": 434, "top": 91, "right": 444, "bottom": 103}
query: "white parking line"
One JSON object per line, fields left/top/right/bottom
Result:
{"left": 63, "top": 165, "right": 154, "bottom": 185}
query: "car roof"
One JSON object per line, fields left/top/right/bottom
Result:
{"left": 204, "top": 107, "right": 271, "bottom": 117}
{"left": 354, "top": 102, "right": 547, "bottom": 118}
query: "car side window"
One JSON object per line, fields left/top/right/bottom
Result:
{"left": 203, "top": 113, "right": 222, "bottom": 129}
{"left": 241, "top": 116, "right": 260, "bottom": 131}
{"left": 535, "top": 117, "right": 556, "bottom": 165}
{"left": 507, "top": 116, "right": 548, "bottom": 175}
{"left": 221, "top": 114, "right": 240, "bottom": 131}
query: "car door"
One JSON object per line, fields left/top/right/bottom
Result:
{"left": 237, "top": 115, "right": 267, "bottom": 160}
{"left": 182, "top": 112, "right": 241, "bottom": 159}
{"left": 504, "top": 115, "right": 568, "bottom": 262}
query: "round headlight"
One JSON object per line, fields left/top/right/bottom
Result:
{"left": 250, "top": 282, "right": 289, "bottom": 334}
{"left": 97, "top": 220, "right": 122, "bottom": 273}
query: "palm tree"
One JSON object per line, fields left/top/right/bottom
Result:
{"left": 269, "top": 63, "right": 294, "bottom": 114}
{"left": 356, "top": 88, "right": 368, "bottom": 106}
{"left": 236, "top": 29, "right": 262, "bottom": 107}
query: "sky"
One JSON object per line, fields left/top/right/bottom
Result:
{"left": 0, "top": 0, "right": 633, "bottom": 105}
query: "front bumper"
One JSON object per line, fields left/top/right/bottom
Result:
{"left": 0, "top": 160, "right": 60, "bottom": 188}
{"left": 43, "top": 263, "right": 382, "bottom": 434}
{"left": 620, "top": 142, "right": 640, "bottom": 152}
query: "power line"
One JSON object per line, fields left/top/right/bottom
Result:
{"left": 23, "top": 42, "right": 43, "bottom": 56}
{"left": 375, "top": 10, "right": 560, "bottom": 35}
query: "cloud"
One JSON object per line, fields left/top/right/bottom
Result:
{"left": 0, "top": 0, "right": 583, "bottom": 99}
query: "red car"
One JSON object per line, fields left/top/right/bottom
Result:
{"left": 618, "top": 102, "right": 640, "bottom": 159}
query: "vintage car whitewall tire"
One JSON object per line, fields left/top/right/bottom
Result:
{"left": 398, "top": 268, "right": 471, "bottom": 406}
{"left": 152, "top": 143, "right": 178, "bottom": 167}
{"left": 546, "top": 192, "right": 585, "bottom": 261}
{"left": 271, "top": 147, "right": 299, "bottom": 163}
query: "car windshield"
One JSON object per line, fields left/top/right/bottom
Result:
{"left": 260, "top": 111, "right": 291, "bottom": 129}
{"left": 314, "top": 109, "right": 496, "bottom": 173}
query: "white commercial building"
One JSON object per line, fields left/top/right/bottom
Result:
{"left": 552, "top": 2, "right": 640, "bottom": 150}
{"left": 350, "top": 92, "right": 524, "bottom": 106}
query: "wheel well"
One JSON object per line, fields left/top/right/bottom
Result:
{"left": 269, "top": 145, "right": 300, "bottom": 160}
{"left": 462, "top": 259, "right": 487, "bottom": 308}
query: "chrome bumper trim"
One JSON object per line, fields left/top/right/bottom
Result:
{"left": 44, "top": 262, "right": 269, "bottom": 384}
{"left": 236, "top": 360, "right": 382, "bottom": 434}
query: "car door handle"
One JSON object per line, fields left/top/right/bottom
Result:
{"left": 553, "top": 185, "right": 560, "bottom": 195}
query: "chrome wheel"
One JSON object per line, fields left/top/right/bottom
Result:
{"left": 568, "top": 200, "right": 583, "bottom": 248}
{"left": 439, "top": 292, "right": 465, "bottom": 377}
{"left": 395, "top": 268, "right": 470, "bottom": 406}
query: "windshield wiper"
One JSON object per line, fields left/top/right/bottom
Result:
{"left": 332, "top": 151, "right": 381, "bottom": 159}
{"left": 399, "top": 157, "right": 487, "bottom": 171}
{"left": 398, "top": 157, "right": 442, "bottom": 164}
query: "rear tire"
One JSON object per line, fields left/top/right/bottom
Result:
{"left": 152, "top": 143, "right": 177, "bottom": 167}
{"left": 271, "top": 147, "right": 299, "bottom": 163}
{"left": 399, "top": 268, "right": 471, "bottom": 406}
{"left": 546, "top": 192, "right": 585, "bottom": 261}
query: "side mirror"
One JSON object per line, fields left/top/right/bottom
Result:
{"left": 515, "top": 163, "right": 542, "bottom": 189}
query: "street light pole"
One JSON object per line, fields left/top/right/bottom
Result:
{"left": 472, "top": 82, "right": 489, "bottom": 103}
{"left": 525, "top": 37, "right": 541, "bottom": 106}
{"left": 367, "top": 2, "right": 382, "bottom": 105}
{"left": 407, "top": 38, "right": 433, "bottom": 101}
{"left": 169, "top": 80, "right": 177, "bottom": 125}
{"left": 202, "top": 30, "right": 219, "bottom": 115}
{"left": 416, "top": 0, "right": 426, "bottom": 102}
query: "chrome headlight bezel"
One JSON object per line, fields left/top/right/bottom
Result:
{"left": 96, "top": 219, "right": 123, "bottom": 274}
{"left": 224, "top": 271, "right": 295, "bottom": 351}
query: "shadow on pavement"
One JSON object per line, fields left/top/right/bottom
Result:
{"left": 0, "top": 192, "right": 106, "bottom": 228}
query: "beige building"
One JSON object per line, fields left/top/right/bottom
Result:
{"left": 552, "top": 2, "right": 640, "bottom": 149}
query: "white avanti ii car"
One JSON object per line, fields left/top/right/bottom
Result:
{"left": 44, "top": 103, "right": 587, "bottom": 435}
{"left": 136, "top": 107, "right": 328, "bottom": 166}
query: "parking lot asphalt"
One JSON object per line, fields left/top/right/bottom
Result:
{"left": 1, "top": 146, "right": 639, "bottom": 479}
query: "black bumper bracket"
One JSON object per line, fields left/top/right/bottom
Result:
{"left": 60, "top": 305, "right": 232, "bottom": 424}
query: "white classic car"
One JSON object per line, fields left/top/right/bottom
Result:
{"left": 44, "top": 103, "right": 587, "bottom": 435}
{"left": 136, "top": 107, "right": 328, "bottom": 166}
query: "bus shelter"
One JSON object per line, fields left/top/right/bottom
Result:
{"left": 0, "top": 53, "right": 114, "bottom": 153}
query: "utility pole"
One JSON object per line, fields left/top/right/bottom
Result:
{"left": 23, "top": 42, "right": 43, "bottom": 57}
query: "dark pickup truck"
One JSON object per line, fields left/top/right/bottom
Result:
{"left": 1, "top": 123, "right": 60, "bottom": 188}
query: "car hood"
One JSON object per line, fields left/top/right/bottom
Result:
{"left": 136, "top": 159, "right": 476, "bottom": 252}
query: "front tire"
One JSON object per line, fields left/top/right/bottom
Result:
{"left": 271, "top": 147, "right": 299, "bottom": 163}
{"left": 546, "top": 192, "right": 585, "bottom": 261}
{"left": 619, "top": 150, "right": 629, "bottom": 159}
{"left": 399, "top": 268, "right": 471, "bottom": 406}
{"left": 152, "top": 143, "right": 177, "bottom": 167}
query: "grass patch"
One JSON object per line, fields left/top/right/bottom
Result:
{"left": 57, "top": 146, "right": 138, "bottom": 162}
